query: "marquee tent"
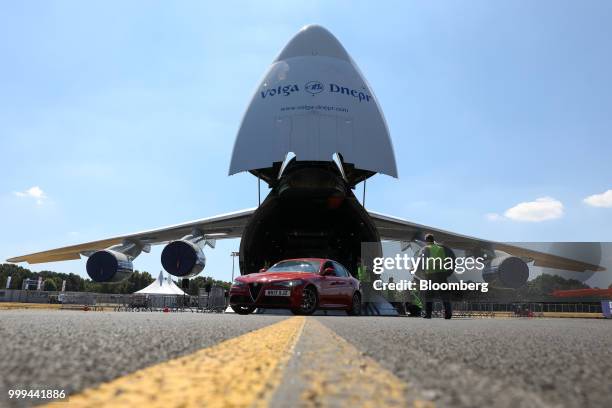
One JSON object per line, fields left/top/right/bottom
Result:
{"left": 135, "top": 271, "right": 187, "bottom": 296}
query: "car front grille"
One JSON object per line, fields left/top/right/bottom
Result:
{"left": 249, "top": 283, "right": 262, "bottom": 301}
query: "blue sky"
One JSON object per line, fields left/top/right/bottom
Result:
{"left": 1, "top": 1, "right": 611, "bottom": 285}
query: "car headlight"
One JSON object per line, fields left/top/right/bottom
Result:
{"left": 232, "top": 279, "right": 246, "bottom": 287}
{"left": 277, "top": 279, "right": 304, "bottom": 287}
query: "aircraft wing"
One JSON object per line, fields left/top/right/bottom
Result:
{"left": 369, "top": 211, "right": 606, "bottom": 272}
{"left": 7, "top": 208, "right": 256, "bottom": 264}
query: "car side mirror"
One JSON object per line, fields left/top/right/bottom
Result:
{"left": 259, "top": 268, "right": 267, "bottom": 273}
{"left": 323, "top": 267, "right": 335, "bottom": 276}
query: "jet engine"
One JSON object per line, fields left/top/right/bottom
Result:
{"left": 86, "top": 250, "right": 134, "bottom": 282}
{"left": 161, "top": 240, "right": 206, "bottom": 278}
{"left": 482, "top": 255, "right": 529, "bottom": 289}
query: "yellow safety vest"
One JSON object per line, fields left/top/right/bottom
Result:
{"left": 425, "top": 244, "right": 446, "bottom": 275}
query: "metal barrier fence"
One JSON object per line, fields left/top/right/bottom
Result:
{"left": 537, "top": 303, "right": 602, "bottom": 313}
{"left": 427, "top": 301, "right": 603, "bottom": 318}
{"left": 109, "top": 293, "right": 228, "bottom": 312}
{"left": 0, "top": 289, "right": 54, "bottom": 303}
{"left": 0, "top": 289, "right": 605, "bottom": 316}
{"left": 0, "top": 289, "right": 228, "bottom": 313}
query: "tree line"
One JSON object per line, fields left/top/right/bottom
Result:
{"left": 0, "top": 263, "right": 230, "bottom": 295}
{"left": 463, "top": 273, "right": 609, "bottom": 302}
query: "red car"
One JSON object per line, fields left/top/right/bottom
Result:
{"left": 229, "top": 258, "right": 361, "bottom": 315}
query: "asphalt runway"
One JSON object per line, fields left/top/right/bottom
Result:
{"left": 0, "top": 311, "right": 286, "bottom": 407}
{"left": 0, "top": 311, "right": 611, "bottom": 408}
{"left": 318, "top": 316, "right": 612, "bottom": 408}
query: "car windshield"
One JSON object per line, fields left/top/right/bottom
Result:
{"left": 266, "top": 260, "right": 321, "bottom": 273}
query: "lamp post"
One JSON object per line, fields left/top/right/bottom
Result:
{"left": 231, "top": 251, "right": 239, "bottom": 281}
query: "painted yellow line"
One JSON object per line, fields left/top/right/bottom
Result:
{"left": 42, "top": 315, "right": 434, "bottom": 407}
{"left": 45, "top": 317, "right": 305, "bottom": 408}
{"left": 0, "top": 302, "right": 63, "bottom": 310}
{"left": 287, "top": 319, "right": 434, "bottom": 408}
{"left": 0, "top": 303, "right": 114, "bottom": 311}
{"left": 541, "top": 312, "right": 603, "bottom": 319}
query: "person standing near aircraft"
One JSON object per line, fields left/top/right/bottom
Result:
{"left": 421, "top": 233, "right": 453, "bottom": 319}
{"left": 356, "top": 257, "right": 368, "bottom": 284}
{"left": 356, "top": 256, "right": 373, "bottom": 313}
{"left": 385, "top": 276, "right": 406, "bottom": 315}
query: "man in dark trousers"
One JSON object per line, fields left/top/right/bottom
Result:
{"left": 421, "top": 233, "right": 453, "bottom": 319}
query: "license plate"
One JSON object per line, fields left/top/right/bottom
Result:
{"left": 265, "top": 289, "right": 290, "bottom": 297}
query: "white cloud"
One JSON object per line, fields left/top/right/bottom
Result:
{"left": 14, "top": 186, "right": 47, "bottom": 205}
{"left": 583, "top": 189, "right": 612, "bottom": 208}
{"left": 503, "top": 197, "right": 564, "bottom": 222}
{"left": 485, "top": 213, "right": 503, "bottom": 221}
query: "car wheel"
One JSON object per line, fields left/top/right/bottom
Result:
{"left": 297, "top": 286, "right": 318, "bottom": 315}
{"left": 347, "top": 292, "right": 361, "bottom": 316}
{"left": 231, "top": 305, "right": 256, "bottom": 315}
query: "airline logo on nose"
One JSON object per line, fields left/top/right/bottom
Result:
{"left": 305, "top": 81, "right": 324, "bottom": 95}
{"left": 260, "top": 82, "right": 372, "bottom": 103}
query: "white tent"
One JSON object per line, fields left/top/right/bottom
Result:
{"left": 135, "top": 271, "right": 187, "bottom": 295}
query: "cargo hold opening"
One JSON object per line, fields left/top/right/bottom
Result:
{"left": 239, "top": 164, "right": 379, "bottom": 275}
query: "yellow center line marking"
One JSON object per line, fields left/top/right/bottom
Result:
{"left": 45, "top": 317, "right": 305, "bottom": 408}
{"left": 293, "top": 319, "right": 434, "bottom": 408}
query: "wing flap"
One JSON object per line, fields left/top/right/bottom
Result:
{"left": 9, "top": 253, "right": 84, "bottom": 264}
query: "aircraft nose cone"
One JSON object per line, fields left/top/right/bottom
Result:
{"left": 275, "top": 24, "right": 350, "bottom": 62}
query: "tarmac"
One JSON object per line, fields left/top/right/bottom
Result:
{"left": 0, "top": 310, "right": 611, "bottom": 407}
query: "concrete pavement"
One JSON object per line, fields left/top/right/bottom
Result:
{"left": 1, "top": 310, "right": 611, "bottom": 408}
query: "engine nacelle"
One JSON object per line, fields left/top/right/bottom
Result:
{"left": 482, "top": 256, "right": 529, "bottom": 289}
{"left": 86, "top": 250, "right": 134, "bottom": 282}
{"left": 161, "top": 240, "right": 206, "bottom": 278}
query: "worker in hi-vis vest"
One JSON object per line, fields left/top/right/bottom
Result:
{"left": 356, "top": 257, "right": 368, "bottom": 283}
{"left": 421, "top": 233, "right": 453, "bottom": 319}
{"left": 356, "top": 256, "right": 374, "bottom": 314}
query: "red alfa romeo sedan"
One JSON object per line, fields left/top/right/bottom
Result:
{"left": 229, "top": 258, "right": 361, "bottom": 315}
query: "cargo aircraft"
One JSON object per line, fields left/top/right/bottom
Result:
{"left": 8, "top": 25, "right": 604, "bottom": 291}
